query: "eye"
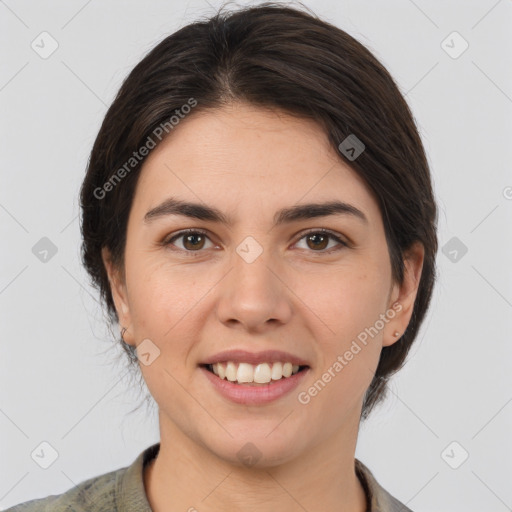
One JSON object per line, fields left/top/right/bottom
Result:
{"left": 162, "top": 228, "right": 348, "bottom": 255}
{"left": 163, "top": 229, "right": 215, "bottom": 253}
{"left": 294, "top": 229, "right": 348, "bottom": 253}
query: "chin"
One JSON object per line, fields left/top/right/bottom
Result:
{"left": 201, "top": 429, "right": 307, "bottom": 469}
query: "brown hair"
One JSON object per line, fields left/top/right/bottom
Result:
{"left": 80, "top": 2, "right": 438, "bottom": 420}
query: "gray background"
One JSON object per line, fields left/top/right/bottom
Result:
{"left": 1, "top": 0, "right": 511, "bottom": 510}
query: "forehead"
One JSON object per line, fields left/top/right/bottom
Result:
{"left": 131, "top": 103, "right": 381, "bottom": 225}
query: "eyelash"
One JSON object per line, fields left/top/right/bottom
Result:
{"left": 162, "top": 228, "right": 349, "bottom": 256}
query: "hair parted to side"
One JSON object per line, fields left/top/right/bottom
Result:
{"left": 80, "top": 1, "right": 438, "bottom": 420}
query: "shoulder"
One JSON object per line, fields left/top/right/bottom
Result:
{"left": 355, "top": 458, "right": 414, "bottom": 512}
{"left": 5, "top": 443, "right": 159, "bottom": 512}
{"left": 4, "top": 465, "right": 125, "bottom": 512}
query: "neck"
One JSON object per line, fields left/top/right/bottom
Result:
{"left": 144, "top": 412, "right": 367, "bottom": 512}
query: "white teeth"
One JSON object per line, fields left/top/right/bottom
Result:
{"left": 271, "top": 361, "right": 282, "bottom": 380}
{"left": 282, "top": 362, "right": 293, "bottom": 378}
{"left": 236, "top": 363, "right": 253, "bottom": 383}
{"left": 225, "top": 361, "right": 237, "bottom": 382}
{"left": 254, "top": 363, "right": 272, "bottom": 383}
{"left": 209, "top": 361, "right": 303, "bottom": 384}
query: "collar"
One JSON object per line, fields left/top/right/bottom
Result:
{"left": 116, "top": 442, "right": 159, "bottom": 511}
{"left": 355, "top": 458, "right": 413, "bottom": 512}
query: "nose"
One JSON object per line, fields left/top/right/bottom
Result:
{"left": 215, "top": 245, "right": 293, "bottom": 333}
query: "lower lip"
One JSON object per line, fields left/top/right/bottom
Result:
{"left": 200, "top": 366, "right": 310, "bottom": 405}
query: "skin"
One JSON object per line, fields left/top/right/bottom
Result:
{"left": 102, "top": 102, "right": 424, "bottom": 512}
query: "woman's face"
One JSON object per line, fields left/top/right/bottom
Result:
{"left": 104, "top": 102, "right": 423, "bottom": 466}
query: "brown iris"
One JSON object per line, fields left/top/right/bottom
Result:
{"left": 183, "top": 233, "right": 206, "bottom": 250}
{"left": 305, "top": 233, "right": 329, "bottom": 250}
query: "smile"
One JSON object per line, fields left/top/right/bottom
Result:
{"left": 200, "top": 363, "right": 310, "bottom": 405}
{"left": 204, "top": 361, "right": 307, "bottom": 385}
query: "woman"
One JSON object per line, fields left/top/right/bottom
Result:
{"left": 8, "top": 2, "right": 437, "bottom": 511}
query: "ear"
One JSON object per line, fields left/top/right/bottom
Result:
{"left": 383, "top": 241, "right": 425, "bottom": 347}
{"left": 101, "top": 247, "right": 135, "bottom": 346}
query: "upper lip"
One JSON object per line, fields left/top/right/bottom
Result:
{"left": 201, "top": 349, "right": 310, "bottom": 367}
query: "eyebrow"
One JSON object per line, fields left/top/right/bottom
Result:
{"left": 143, "top": 197, "right": 368, "bottom": 226}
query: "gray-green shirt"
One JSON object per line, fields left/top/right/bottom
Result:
{"left": 6, "top": 443, "right": 413, "bottom": 511}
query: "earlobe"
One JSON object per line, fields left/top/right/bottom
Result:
{"left": 383, "top": 242, "right": 425, "bottom": 347}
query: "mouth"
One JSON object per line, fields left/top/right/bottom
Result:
{"left": 200, "top": 362, "right": 310, "bottom": 386}
{"left": 199, "top": 361, "right": 311, "bottom": 405}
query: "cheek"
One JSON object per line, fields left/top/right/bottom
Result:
{"left": 125, "top": 253, "right": 204, "bottom": 336}
{"left": 301, "top": 264, "right": 390, "bottom": 343}
{"left": 128, "top": 261, "right": 205, "bottom": 414}
{"left": 124, "top": 260, "right": 216, "bottom": 393}
{"left": 298, "top": 265, "right": 388, "bottom": 398}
